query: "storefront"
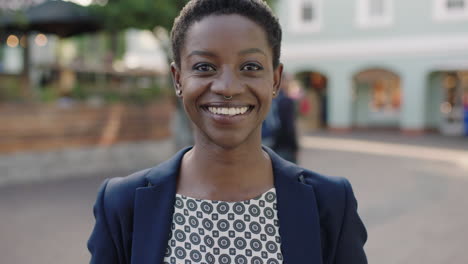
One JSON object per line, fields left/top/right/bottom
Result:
{"left": 438, "top": 71, "right": 468, "bottom": 136}
{"left": 352, "top": 69, "right": 401, "bottom": 128}
{"left": 294, "top": 71, "right": 328, "bottom": 132}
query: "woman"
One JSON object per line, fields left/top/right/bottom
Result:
{"left": 88, "top": 1, "right": 367, "bottom": 263}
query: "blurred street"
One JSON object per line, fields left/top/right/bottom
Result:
{"left": 0, "top": 133, "right": 467, "bottom": 264}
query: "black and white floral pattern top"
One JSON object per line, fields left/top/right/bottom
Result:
{"left": 163, "top": 188, "right": 283, "bottom": 264}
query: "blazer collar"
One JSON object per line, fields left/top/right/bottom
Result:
{"left": 266, "top": 147, "right": 323, "bottom": 263}
{"left": 131, "top": 147, "right": 188, "bottom": 264}
{"left": 131, "top": 147, "right": 322, "bottom": 264}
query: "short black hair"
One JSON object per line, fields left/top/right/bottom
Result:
{"left": 171, "top": 0, "right": 282, "bottom": 69}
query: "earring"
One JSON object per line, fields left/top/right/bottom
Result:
{"left": 176, "top": 90, "right": 182, "bottom": 96}
{"left": 273, "top": 91, "right": 277, "bottom": 96}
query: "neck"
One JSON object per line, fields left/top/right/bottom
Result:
{"left": 177, "top": 135, "right": 274, "bottom": 201}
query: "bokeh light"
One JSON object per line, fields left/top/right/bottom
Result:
{"left": 65, "top": 0, "right": 93, "bottom": 6}
{"left": 35, "top": 34, "right": 48, "bottom": 47}
{"left": 6, "top": 35, "right": 19, "bottom": 48}
{"left": 440, "top": 101, "right": 453, "bottom": 114}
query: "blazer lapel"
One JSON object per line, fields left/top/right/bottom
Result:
{"left": 130, "top": 148, "right": 189, "bottom": 264}
{"left": 266, "top": 148, "right": 323, "bottom": 264}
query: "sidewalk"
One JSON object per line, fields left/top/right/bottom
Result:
{"left": 306, "top": 130, "right": 468, "bottom": 151}
{"left": 301, "top": 131, "right": 468, "bottom": 173}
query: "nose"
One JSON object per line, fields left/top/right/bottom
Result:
{"left": 211, "top": 66, "right": 243, "bottom": 98}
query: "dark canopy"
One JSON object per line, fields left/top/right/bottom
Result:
{"left": 0, "top": 0, "right": 100, "bottom": 37}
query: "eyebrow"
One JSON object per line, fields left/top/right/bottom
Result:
{"left": 187, "top": 50, "right": 217, "bottom": 58}
{"left": 238, "top": 48, "right": 267, "bottom": 56}
{"left": 187, "top": 48, "right": 267, "bottom": 58}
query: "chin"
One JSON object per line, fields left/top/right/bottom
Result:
{"left": 211, "top": 135, "right": 247, "bottom": 149}
{"left": 198, "top": 129, "right": 260, "bottom": 150}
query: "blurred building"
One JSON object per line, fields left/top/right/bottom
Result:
{"left": 0, "top": 27, "right": 171, "bottom": 153}
{"left": 123, "top": 29, "right": 168, "bottom": 73}
{"left": 0, "top": 29, "right": 168, "bottom": 94}
{"left": 278, "top": 0, "right": 468, "bottom": 136}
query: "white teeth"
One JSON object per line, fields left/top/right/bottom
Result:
{"left": 207, "top": 106, "right": 249, "bottom": 116}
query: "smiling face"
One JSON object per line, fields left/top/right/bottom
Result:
{"left": 172, "top": 14, "right": 283, "bottom": 149}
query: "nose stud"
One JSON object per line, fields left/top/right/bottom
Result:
{"left": 223, "top": 95, "right": 233, "bottom": 100}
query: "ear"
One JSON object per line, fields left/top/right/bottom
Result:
{"left": 272, "top": 63, "right": 284, "bottom": 97}
{"left": 171, "top": 62, "right": 182, "bottom": 97}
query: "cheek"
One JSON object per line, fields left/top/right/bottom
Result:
{"left": 181, "top": 77, "right": 210, "bottom": 99}
{"left": 248, "top": 78, "right": 275, "bottom": 99}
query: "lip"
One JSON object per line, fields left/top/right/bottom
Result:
{"left": 201, "top": 102, "right": 253, "bottom": 107}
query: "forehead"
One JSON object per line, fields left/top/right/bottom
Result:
{"left": 182, "top": 14, "right": 271, "bottom": 57}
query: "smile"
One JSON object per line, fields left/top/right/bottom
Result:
{"left": 207, "top": 106, "right": 250, "bottom": 116}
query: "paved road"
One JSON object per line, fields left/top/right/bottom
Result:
{"left": 1, "top": 135, "right": 467, "bottom": 264}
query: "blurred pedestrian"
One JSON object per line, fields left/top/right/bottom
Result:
{"left": 261, "top": 92, "right": 279, "bottom": 148}
{"left": 88, "top": 1, "right": 367, "bottom": 263}
{"left": 271, "top": 72, "right": 299, "bottom": 163}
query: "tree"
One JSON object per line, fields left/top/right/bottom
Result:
{"left": 89, "top": 0, "right": 187, "bottom": 33}
{"left": 90, "top": 0, "right": 276, "bottom": 33}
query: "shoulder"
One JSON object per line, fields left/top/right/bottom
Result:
{"left": 98, "top": 168, "right": 151, "bottom": 217}
{"left": 274, "top": 155, "right": 352, "bottom": 214}
{"left": 264, "top": 152, "right": 367, "bottom": 262}
{"left": 301, "top": 169, "right": 355, "bottom": 221}
{"left": 98, "top": 147, "right": 188, "bottom": 214}
{"left": 302, "top": 169, "right": 350, "bottom": 199}
{"left": 105, "top": 168, "right": 151, "bottom": 196}
{"left": 302, "top": 169, "right": 368, "bottom": 263}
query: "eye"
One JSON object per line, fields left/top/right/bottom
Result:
{"left": 193, "top": 63, "right": 216, "bottom": 72}
{"left": 241, "top": 62, "right": 263, "bottom": 71}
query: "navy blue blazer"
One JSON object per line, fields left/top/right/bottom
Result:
{"left": 88, "top": 147, "right": 367, "bottom": 264}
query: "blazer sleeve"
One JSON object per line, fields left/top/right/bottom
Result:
{"left": 334, "top": 178, "right": 368, "bottom": 264}
{"left": 87, "top": 179, "right": 120, "bottom": 264}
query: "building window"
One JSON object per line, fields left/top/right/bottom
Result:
{"left": 290, "top": 0, "right": 322, "bottom": 33}
{"left": 434, "top": 0, "right": 468, "bottom": 21}
{"left": 447, "top": 0, "right": 465, "bottom": 9}
{"left": 370, "top": 80, "right": 401, "bottom": 113}
{"left": 356, "top": 0, "right": 393, "bottom": 28}
{"left": 369, "top": 0, "right": 385, "bottom": 17}
{"left": 302, "top": 2, "right": 315, "bottom": 22}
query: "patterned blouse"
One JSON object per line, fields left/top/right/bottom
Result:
{"left": 163, "top": 188, "right": 283, "bottom": 264}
